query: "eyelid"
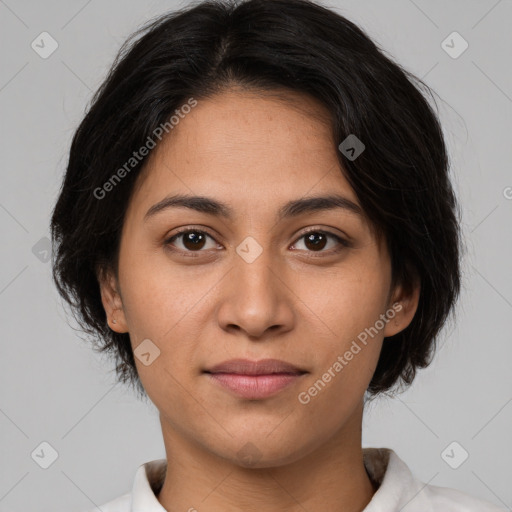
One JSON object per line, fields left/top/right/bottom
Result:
{"left": 297, "top": 226, "right": 351, "bottom": 245}
{"left": 164, "top": 226, "right": 351, "bottom": 255}
{"left": 289, "top": 227, "right": 351, "bottom": 256}
{"left": 163, "top": 226, "right": 221, "bottom": 256}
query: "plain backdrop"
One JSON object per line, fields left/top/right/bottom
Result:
{"left": 0, "top": 0, "right": 511, "bottom": 510}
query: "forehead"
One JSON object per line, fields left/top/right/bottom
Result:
{"left": 130, "top": 88, "right": 360, "bottom": 217}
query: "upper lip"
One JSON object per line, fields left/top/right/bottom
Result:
{"left": 204, "top": 358, "right": 307, "bottom": 375}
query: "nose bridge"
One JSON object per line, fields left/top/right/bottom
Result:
{"left": 233, "top": 234, "right": 279, "bottom": 298}
{"left": 217, "top": 234, "right": 290, "bottom": 337}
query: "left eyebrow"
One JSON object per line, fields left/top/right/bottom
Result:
{"left": 144, "top": 193, "right": 362, "bottom": 222}
{"left": 277, "top": 194, "right": 362, "bottom": 220}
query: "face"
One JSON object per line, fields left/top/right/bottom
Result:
{"left": 100, "top": 88, "right": 417, "bottom": 467}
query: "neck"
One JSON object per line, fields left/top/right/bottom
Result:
{"left": 156, "top": 401, "right": 376, "bottom": 512}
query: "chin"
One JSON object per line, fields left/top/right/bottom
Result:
{"left": 214, "top": 431, "right": 317, "bottom": 469}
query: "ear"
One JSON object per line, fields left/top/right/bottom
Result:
{"left": 383, "top": 277, "right": 420, "bottom": 338}
{"left": 97, "top": 264, "right": 128, "bottom": 333}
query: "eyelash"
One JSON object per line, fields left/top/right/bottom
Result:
{"left": 164, "top": 227, "right": 350, "bottom": 258}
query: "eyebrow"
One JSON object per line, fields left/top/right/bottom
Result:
{"left": 144, "top": 193, "right": 362, "bottom": 222}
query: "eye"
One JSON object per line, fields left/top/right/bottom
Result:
{"left": 291, "top": 229, "right": 350, "bottom": 255}
{"left": 164, "top": 228, "right": 219, "bottom": 255}
{"left": 164, "top": 227, "right": 350, "bottom": 257}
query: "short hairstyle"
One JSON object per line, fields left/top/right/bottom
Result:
{"left": 50, "top": 0, "right": 461, "bottom": 399}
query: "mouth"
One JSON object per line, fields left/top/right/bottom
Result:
{"left": 203, "top": 358, "right": 308, "bottom": 400}
{"left": 204, "top": 358, "right": 307, "bottom": 375}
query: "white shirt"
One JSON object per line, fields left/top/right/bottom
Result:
{"left": 88, "top": 447, "right": 506, "bottom": 511}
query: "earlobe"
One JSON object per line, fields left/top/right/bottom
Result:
{"left": 383, "top": 280, "right": 420, "bottom": 338}
{"left": 97, "top": 265, "right": 129, "bottom": 333}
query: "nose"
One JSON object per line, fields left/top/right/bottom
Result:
{"left": 216, "top": 244, "right": 295, "bottom": 340}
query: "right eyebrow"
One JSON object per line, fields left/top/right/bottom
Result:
{"left": 144, "top": 194, "right": 234, "bottom": 221}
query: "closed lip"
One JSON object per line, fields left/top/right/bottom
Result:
{"left": 204, "top": 358, "right": 307, "bottom": 375}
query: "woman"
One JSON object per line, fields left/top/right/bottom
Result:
{"left": 50, "top": 0, "right": 505, "bottom": 510}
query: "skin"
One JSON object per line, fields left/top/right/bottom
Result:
{"left": 99, "top": 88, "right": 420, "bottom": 512}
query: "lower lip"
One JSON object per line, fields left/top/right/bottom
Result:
{"left": 206, "top": 372, "right": 304, "bottom": 399}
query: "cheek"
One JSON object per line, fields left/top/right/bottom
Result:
{"left": 117, "top": 244, "right": 215, "bottom": 388}
{"left": 295, "top": 279, "right": 386, "bottom": 435}
{"left": 117, "top": 243, "right": 197, "bottom": 340}
{"left": 296, "top": 254, "right": 389, "bottom": 400}
{"left": 308, "top": 260, "right": 390, "bottom": 343}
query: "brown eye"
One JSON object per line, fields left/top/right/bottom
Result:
{"left": 304, "top": 232, "right": 328, "bottom": 251}
{"left": 181, "top": 231, "right": 207, "bottom": 251}
{"left": 165, "top": 229, "right": 217, "bottom": 253}
{"left": 292, "top": 230, "right": 349, "bottom": 255}
{"left": 165, "top": 227, "right": 349, "bottom": 258}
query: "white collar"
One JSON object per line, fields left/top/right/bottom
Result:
{"left": 112, "top": 447, "right": 502, "bottom": 511}
{"left": 130, "top": 458, "right": 167, "bottom": 512}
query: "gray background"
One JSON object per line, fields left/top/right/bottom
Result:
{"left": 1, "top": 0, "right": 511, "bottom": 510}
